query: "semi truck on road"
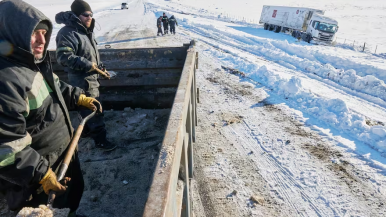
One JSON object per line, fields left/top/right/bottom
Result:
{"left": 259, "top": 5, "right": 339, "bottom": 44}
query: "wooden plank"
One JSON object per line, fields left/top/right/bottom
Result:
{"left": 100, "top": 92, "right": 176, "bottom": 109}
{"left": 99, "top": 76, "right": 180, "bottom": 87}
{"left": 176, "top": 180, "right": 185, "bottom": 217}
{"left": 181, "top": 134, "right": 191, "bottom": 217}
{"left": 143, "top": 42, "right": 197, "bottom": 217}
{"left": 49, "top": 46, "right": 188, "bottom": 71}
{"left": 186, "top": 101, "right": 194, "bottom": 179}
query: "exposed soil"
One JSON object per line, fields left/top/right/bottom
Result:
{"left": 74, "top": 108, "right": 170, "bottom": 217}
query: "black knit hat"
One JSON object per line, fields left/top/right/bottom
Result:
{"left": 71, "top": 0, "right": 92, "bottom": 16}
{"left": 34, "top": 21, "right": 49, "bottom": 31}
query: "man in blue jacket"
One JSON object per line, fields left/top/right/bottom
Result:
{"left": 55, "top": 0, "right": 116, "bottom": 151}
{"left": 169, "top": 15, "right": 178, "bottom": 35}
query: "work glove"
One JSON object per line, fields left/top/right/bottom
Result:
{"left": 77, "top": 94, "right": 102, "bottom": 112}
{"left": 39, "top": 168, "right": 70, "bottom": 195}
{"left": 88, "top": 62, "right": 111, "bottom": 79}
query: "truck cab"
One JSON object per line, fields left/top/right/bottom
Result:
{"left": 306, "top": 13, "right": 338, "bottom": 43}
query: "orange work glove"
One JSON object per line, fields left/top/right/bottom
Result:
{"left": 88, "top": 62, "right": 111, "bottom": 79}
{"left": 77, "top": 94, "right": 101, "bottom": 111}
{"left": 39, "top": 168, "right": 70, "bottom": 195}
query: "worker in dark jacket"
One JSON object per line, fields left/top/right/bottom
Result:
{"left": 162, "top": 12, "right": 169, "bottom": 34}
{"left": 169, "top": 15, "right": 178, "bottom": 35}
{"left": 55, "top": 0, "right": 116, "bottom": 151}
{"left": 157, "top": 16, "right": 163, "bottom": 36}
{"left": 0, "top": 0, "right": 99, "bottom": 215}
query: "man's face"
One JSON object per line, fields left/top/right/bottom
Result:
{"left": 79, "top": 11, "right": 93, "bottom": 28}
{"left": 31, "top": 29, "right": 46, "bottom": 60}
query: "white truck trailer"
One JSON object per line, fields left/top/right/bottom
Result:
{"left": 259, "top": 5, "right": 339, "bottom": 44}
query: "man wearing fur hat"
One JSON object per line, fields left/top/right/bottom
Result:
{"left": 0, "top": 0, "right": 99, "bottom": 215}
{"left": 55, "top": 0, "right": 116, "bottom": 151}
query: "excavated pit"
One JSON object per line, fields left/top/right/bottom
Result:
{"left": 72, "top": 107, "right": 171, "bottom": 217}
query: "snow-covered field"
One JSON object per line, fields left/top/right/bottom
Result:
{"left": 161, "top": 0, "right": 386, "bottom": 54}
{"left": 1, "top": 0, "right": 386, "bottom": 216}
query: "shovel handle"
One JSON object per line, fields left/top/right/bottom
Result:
{"left": 47, "top": 163, "right": 68, "bottom": 206}
{"left": 47, "top": 109, "right": 97, "bottom": 206}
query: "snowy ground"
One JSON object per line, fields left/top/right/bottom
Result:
{"left": 157, "top": 0, "right": 386, "bottom": 54}
{"left": 1, "top": 0, "right": 386, "bottom": 216}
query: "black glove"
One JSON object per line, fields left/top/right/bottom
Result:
{"left": 98, "top": 63, "right": 106, "bottom": 72}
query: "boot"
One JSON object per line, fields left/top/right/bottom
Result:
{"left": 95, "top": 138, "right": 117, "bottom": 151}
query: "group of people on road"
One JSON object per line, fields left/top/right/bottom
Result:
{"left": 157, "top": 12, "right": 178, "bottom": 36}
{"left": 0, "top": 0, "right": 115, "bottom": 216}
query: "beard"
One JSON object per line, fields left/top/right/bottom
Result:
{"left": 34, "top": 53, "right": 44, "bottom": 60}
{"left": 82, "top": 20, "right": 92, "bottom": 28}
{"left": 31, "top": 45, "right": 44, "bottom": 62}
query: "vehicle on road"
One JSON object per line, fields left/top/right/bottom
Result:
{"left": 121, "top": 2, "right": 128, "bottom": 9}
{"left": 259, "top": 5, "right": 339, "bottom": 44}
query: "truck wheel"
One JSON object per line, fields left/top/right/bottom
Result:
{"left": 264, "top": 23, "right": 269, "bottom": 30}
{"left": 274, "top": 26, "right": 282, "bottom": 33}
{"left": 306, "top": 34, "right": 312, "bottom": 43}
{"left": 292, "top": 31, "right": 298, "bottom": 38}
{"left": 269, "top": 25, "right": 274, "bottom": 31}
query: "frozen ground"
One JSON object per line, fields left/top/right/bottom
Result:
{"left": 1, "top": 0, "right": 386, "bottom": 216}
{"left": 74, "top": 108, "right": 170, "bottom": 216}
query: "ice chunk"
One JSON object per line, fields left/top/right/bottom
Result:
{"left": 371, "top": 126, "right": 386, "bottom": 138}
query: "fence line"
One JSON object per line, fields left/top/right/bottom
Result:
{"left": 334, "top": 37, "right": 383, "bottom": 55}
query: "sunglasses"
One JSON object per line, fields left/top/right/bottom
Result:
{"left": 81, "top": 12, "right": 93, "bottom": 18}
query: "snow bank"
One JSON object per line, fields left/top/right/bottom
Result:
{"left": 253, "top": 65, "right": 386, "bottom": 152}
{"left": 203, "top": 46, "right": 386, "bottom": 152}
{"left": 178, "top": 18, "right": 386, "bottom": 104}
{"left": 271, "top": 40, "right": 386, "bottom": 83}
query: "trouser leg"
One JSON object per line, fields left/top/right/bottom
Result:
{"left": 78, "top": 103, "right": 106, "bottom": 143}
{"left": 70, "top": 76, "right": 107, "bottom": 143}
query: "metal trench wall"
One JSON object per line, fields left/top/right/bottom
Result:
{"left": 143, "top": 42, "right": 198, "bottom": 217}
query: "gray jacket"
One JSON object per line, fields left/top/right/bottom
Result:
{"left": 55, "top": 11, "right": 101, "bottom": 96}
{"left": 0, "top": 0, "right": 83, "bottom": 210}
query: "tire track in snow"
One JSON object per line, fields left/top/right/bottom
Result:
{"left": 223, "top": 123, "right": 327, "bottom": 217}
{"left": 222, "top": 118, "right": 377, "bottom": 216}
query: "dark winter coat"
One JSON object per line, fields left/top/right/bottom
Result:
{"left": 162, "top": 15, "right": 169, "bottom": 26}
{"left": 0, "top": 0, "right": 83, "bottom": 210}
{"left": 157, "top": 18, "right": 162, "bottom": 28}
{"left": 55, "top": 11, "right": 101, "bottom": 97}
{"left": 169, "top": 15, "right": 178, "bottom": 27}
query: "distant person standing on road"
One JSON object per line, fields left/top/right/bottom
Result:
{"left": 169, "top": 15, "right": 178, "bottom": 35}
{"left": 55, "top": 0, "right": 116, "bottom": 151}
{"left": 157, "top": 16, "right": 163, "bottom": 36}
{"left": 162, "top": 12, "right": 169, "bottom": 34}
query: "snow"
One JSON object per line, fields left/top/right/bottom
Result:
{"left": 158, "top": 0, "right": 386, "bottom": 54}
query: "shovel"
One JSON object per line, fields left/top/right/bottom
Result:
{"left": 47, "top": 101, "right": 102, "bottom": 207}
